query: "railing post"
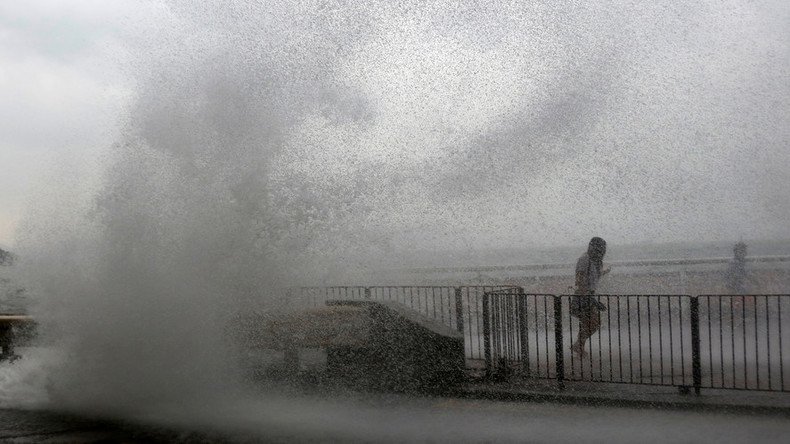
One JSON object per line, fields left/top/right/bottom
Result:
{"left": 518, "top": 294, "right": 529, "bottom": 374}
{"left": 554, "top": 295, "right": 565, "bottom": 390}
{"left": 483, "top": 292, "right": 492, "bottom": 379}
{"left": 690, "top": 296, "right": 702, "bottom": 395}
{"left": 364, "top": 287, "right": 371, "bottom": 299}
{"left": 454, "top": 287, "right": 464, "bottom": 335}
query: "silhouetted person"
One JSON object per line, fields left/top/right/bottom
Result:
{"left": 726, "top": 241, "right": 752, "bottom": 294}
{"left": 570, "top": 237, "right": 610, "bottom": 357}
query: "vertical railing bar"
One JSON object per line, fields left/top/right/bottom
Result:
{"left": 497, "top": 295, "right": 503, "bottom": 368}
{"left": 704, "top": 297, "right": 712, "bottom": 387}
{"left": 468, "top": 291, "right": 475, "bottom": 360}
{"left": 476, "top": 290, "right": 484, "bottom": 361}
{"left": 638, "top": 297, "right": 643, "bottom": 383}
{"left": 446, "top": 288, "right": 451, "bottom": 326}
{"left": 506, "top": 295, "right": 512, "bottom": 364}
{"left": 448, "top": 287, "right": 453, "bottom": 325}
{"left": 658, "top": 296, "right": 664, "bottom": 385}
{"left": 719, "top": 297, "right": 724, "bottom": 388}
{"left": 691, "top": 296, "right": 702, "bottom": 395}
{"left": 680, "top": 296, "right": 686, "bottom": 385}
{"left": 568, "top": 299, "right": 581, "bottom": 379}
{"left": 511, "top": 295, "right": 517, "bottom": 364}
{"left": 669, "top": 296, "right": 675, "bottom": 385}
{"left": 778, "top": 297, "right": 784, "bottom": 391}
{"left": 742, "top": 296, "right": 748, "bottom": 389}
{"left": 628, "top": 298, "right": 633, "bottom": 383}
{"left": 766, "top": 296, "right": 772, "bottom": 390}
{"left": 617, "top": 296, "right": 623, "bottom": 382}
{"left": 483, "top": 292, "right": 491, "bottom": 378}
{"left": 755, "top": 296, "right": 760, "bottom": 390}
{"left": 518, "top": 295, "right": 523, "bottom": 367}
{"left": 607, "top": 296, "right": 613, "bottom": 382}
{"left": 499, "top": 295, "right": 505, "bottom": 370}
{"left": 512, "top": 295, "right": 518, "bottom": 366}
{"left": 730, "top": 298, "right": 736, "bottom": 389}
{"left": 505, "top": 295, "right": 511, "bottom": 363}
{"left": 533, "top": 298, "right": 549, "bottom": 375}
{"left": 519, "top": 295, "right": 529, "bottom": 374}
{"left": 554, "top": 296, "right": 565, "bottom": 389}
{"left": 466, "top": 291, "right": 475, "bottom": 359}
{"left": 496, "top": 294, "right": 501, "bottom": 363}
{"left": 425, "top": 288, "right": 430, "bottom": 318}
{"left": 504, "top": 296, "right": 510, "bottom": 357}
{"left": 431, "top": 287, "right": 437, "bottom": 321}
{"left": 442, "top": 287, "right": 458, "bottom": 328}
{"left": 597, "top": 296, "right": 603, "bottom": 381}
{"left": 454, "top": 287, "right": 464, "bottom": 335}
{"left": 544, "top": 297, "right": 550, "bottom": 378}
{"left": 648, "top": 296, "right": 654, "bottom": 383}
{"left": 502, "top": 295, "right": 507, "bottom": 364}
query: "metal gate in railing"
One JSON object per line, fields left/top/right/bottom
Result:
{"left": 482, "top": 291, "right": 558, "bottom": 380}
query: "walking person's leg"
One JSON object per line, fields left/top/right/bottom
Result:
{"left": 572, "top": 308, "right": 600, "bottom": 357}
{"left": 571, "top": 310, "right": 590, "bottom": 356}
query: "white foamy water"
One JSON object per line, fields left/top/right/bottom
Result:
{"left": 0, "top": 348, "right": 61, "bottom": 409}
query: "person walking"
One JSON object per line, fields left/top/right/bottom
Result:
{"left": 725, "top": 241, "right": 751, "bottom": 294}
{"left": 570, "top": 237, "right": 610, "bottom": 357}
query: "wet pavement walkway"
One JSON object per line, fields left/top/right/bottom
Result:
{"left": 460, "top": 378, "right": 790, "bottom": 414}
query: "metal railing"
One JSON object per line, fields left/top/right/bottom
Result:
{"left": 483, "top": 292, "right": 789, "bottom": 393}
{"left": 292, "top": 285, "right": 520, "bottom": 360}
{"left": 561, "top": 295, "right": 694, "bottom": 388}
{"left": 697, "top": 295, "right": 789, "bottom": 392}
{"left": 288, "top": 286, "right": 789, "bottom": 393}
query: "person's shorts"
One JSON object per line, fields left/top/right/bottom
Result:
{"left": 570, "top": 296, "right": 602, "bottom": 318}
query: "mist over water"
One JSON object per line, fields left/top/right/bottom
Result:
{"left": 2, "top": 0, "right": 790, "bottom": 436}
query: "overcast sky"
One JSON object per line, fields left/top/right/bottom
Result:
{"left": 2, "top": 1, "right": 789, "bottom": 252}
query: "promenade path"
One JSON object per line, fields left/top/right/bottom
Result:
{"left": 2, "top": 388, "right": 789, "bottom": 443}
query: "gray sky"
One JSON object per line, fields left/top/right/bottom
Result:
{"left": 2, "top": 0, "right": 789, "bottom": 252}
{"left": 0, "top": 0, "right": 143, "bottom": 247}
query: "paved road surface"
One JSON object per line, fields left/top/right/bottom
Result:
{"left": 2, "top": 392, "right": 789, "bottom": 443}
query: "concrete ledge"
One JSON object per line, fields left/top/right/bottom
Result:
{"left": 326, "top": 300, "right": 465, "bottom": 394}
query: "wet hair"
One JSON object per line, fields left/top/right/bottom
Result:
{"left": 587, "top": 237, "right": 607, "bottom": 270}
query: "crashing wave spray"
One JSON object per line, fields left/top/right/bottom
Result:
{"left": 7, "top": 3, "right": 355, "bottom": 412}
{"left": 4, "top": 0, "right": 788, "bottom": 431}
